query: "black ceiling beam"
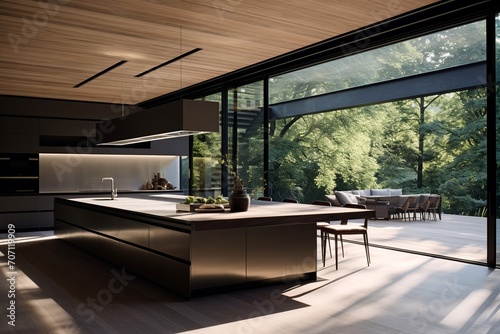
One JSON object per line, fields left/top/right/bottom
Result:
{"left": 139, "top": 0, "right": 499, "bottom": 109}
{"left": 269, "top": 61, "right": 487, "bottom": 120}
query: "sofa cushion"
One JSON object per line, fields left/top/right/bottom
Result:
{"left": 371, "top": 189, "right": 390, "bottom": 196}
{"left": 325, "top": 194, "right": 342, "bottom": 206}
{"left": 335, "top": 191, "right": 358, "bottom": 205}
{"left": 389, "top": 188, "right": 403, "bottom": 196}
{"left": 353, "top": 189, "right": 371, "bottom": 197}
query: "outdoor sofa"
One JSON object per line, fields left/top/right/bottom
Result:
{"left": 325, "top": 189, "right": 441, "bottom": 220}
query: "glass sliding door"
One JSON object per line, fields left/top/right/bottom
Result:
{"left": 191, "top": 93, "right": 222, "bottom": 198}
{"left": 228, "top": 82, "right": 265, "bottom": 198}
{"left": 268, "top": 20, "right": 489, "bottom": 263}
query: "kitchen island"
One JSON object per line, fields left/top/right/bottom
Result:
{"left": 54, "top": 194, "right": 374, "bottom": 298}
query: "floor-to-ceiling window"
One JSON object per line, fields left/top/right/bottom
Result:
{"left": 191, "top": 83, "right": 265, "bottom": 199}
{"left": 186, "top": 11, "right": 498, "bottom": 266}
{"left": 268, "top": 20, "right": 489, "bottom": 263}
{"left": 191, "top": 93, "right": 222, "bottom": 198}
{"left": 228, "top": 82, "right": 265, "bottom": 198}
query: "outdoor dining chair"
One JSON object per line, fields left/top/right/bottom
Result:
{"left": 426, "top": 195, "right": 441, "bottom": 220}
{"left": 418, "top": 197, "right": 431, "bottom": 220}
{"left": 396, "top": 196, "right": 420, "bottom": 221}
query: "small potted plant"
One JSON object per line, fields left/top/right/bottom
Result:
{"left": 224, "top": 159, "right": 250, "bottom": 212}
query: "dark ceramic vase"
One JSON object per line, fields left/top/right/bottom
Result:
{"left": 229, "top": 190, "right": 251, "bottom": 212}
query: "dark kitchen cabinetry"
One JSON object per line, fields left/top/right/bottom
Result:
{"left": 0, "top": 153, "right": 39, "bottom": 194}
{"left": 0, "top": 115, "right": 188, "bottom": 155}
{"left": 0, "top": 116, "right": 39, "bottom": 153}
{"left": 0, "top": 194, "right": 53, "bottom": 231}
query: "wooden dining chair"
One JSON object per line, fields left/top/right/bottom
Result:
{"left": 418, "top": 197, "right": 431, "bottom": 220}
{"left": 426, "top": 195, "right": 441, "bottom": 220}
{"left": 396, "top": 196, "right": 419, "bottom": 221}
{"left": 257, "top": 196, "right": 273, "bottom": 201}
{"left": 320, "top": 203, "right": 370, "bottom": 270}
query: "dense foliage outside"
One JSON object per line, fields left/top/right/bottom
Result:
{"left": 268, "top": 21, "right": 489, "bottom": 216}
{"left": 191, "top": 20, "right": 497, "bottom": 218}
{"left": 192, "top": 94, "right": 222, "bottom": 198}
{"left": 269, "top": 21, "right": 486, "bottom": 103}
{"left": 269, "top": 89, "right": 487, "bottom": 216}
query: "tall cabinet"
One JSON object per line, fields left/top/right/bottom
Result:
{"left": 0, "top": 114, "right": 188, "bottom": 232}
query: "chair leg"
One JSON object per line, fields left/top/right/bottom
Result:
{"left": 340, "top": 235, "right": 344, "bottom": 257}
{"left": 321, "top": 231, "right": 326, "bottom": 267}
{"left": 364, "top": 233, "right": 371, "bottom": 266}
{"left": 320, "top": 229, "right": 323, "bottom": 261}
{"left": 327, "top": 234, "right": 332, "bottom": 258}
{"left": 334, "top": 234, "right": 339, "bottom": 270}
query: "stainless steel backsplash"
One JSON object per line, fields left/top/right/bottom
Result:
{"left": 39, "top": 154, "right": 180, "bottom": 193}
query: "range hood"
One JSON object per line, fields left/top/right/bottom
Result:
{"left": 97, "top": 99, "right": 219, "bottom": 145}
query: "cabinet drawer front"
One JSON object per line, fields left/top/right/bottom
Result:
{"left": 0, "top": 196, "right": 39, "bottom": 212}
{"left": 150, "top": 225, "right": 190, "bottom": 261}
{"left": 54, "top": 202, "right": 99, "bottom": 231}
{"left": 99, "top": 214, "right": 149, "bottom": 248}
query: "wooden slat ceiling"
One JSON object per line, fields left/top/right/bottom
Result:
{"left": 0, "top": 0, "right": 438, "bottom": 104}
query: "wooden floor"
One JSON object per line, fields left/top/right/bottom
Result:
{"left": 365, "top": 213, "right": 495, "bottom": 263}
{"left": 0, "top": 230, "right": 499, "bottom": 334}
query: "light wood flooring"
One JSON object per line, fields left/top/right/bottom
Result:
{"left": 364, "top": 213, "right": 494, "bottom": 263}
{"left": 0, "top": 230, "right": 499, "bottom": 334}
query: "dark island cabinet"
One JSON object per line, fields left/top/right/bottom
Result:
{"left": 53, "top": 196, "right": 328, "bottom": 298}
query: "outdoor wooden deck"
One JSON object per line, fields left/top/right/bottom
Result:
{"left": 334, "top": 213, "right": 494, "bottom": 264}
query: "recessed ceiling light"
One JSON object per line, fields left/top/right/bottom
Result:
{"left": 74, "top": 60, "right": 127, "bottom": 88}
{"left": 135, "top": 48, "right": 202, "bottom": 77}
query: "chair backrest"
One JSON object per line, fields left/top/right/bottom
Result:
{"left": 344, "top": 203, "right": 369, "bottom": 228}
{"left": 407, "top": 196, "right": 420, "bottom": 209}
{"left": 283, "top": 198, "right": 299, "bottom": 203}
{"left": 257, "top": 196, "right": 273, "bottom": 201}
{"left": 420, "top": 198, "right": 431, "bottom": 211}
{"left": 400, "top": 197, "right": 412, "bottom": 210}
{"left": 312, "top": 200, "right": 331, "bottom": 206}
{"left": 428, "top": 195, "right": 440, "bottom": 209}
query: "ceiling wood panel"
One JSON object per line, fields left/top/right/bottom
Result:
{"left": 0, "top": 0, "right": 438, "bottom": 104}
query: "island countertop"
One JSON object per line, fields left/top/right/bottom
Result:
{"left": 55, "top": 193, "right": 374, "bottom": 231}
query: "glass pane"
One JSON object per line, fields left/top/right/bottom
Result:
{"left": 269, "top": 87, "right": 487, "bottom": 262}
{"left": 270, "top": 21, "right": 486, "bottom": 104}
{"left": 180, "top": 155, "right": 188, "bottom": 195}
{"left": 192, "top": 93, "right": 222, "bottom": 198}
{"left": 228, "top": 82, "right": 264, "bottom": 198}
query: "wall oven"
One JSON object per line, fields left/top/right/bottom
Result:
{"left": 0, "top": 154, "right": 39, "bottom": 193}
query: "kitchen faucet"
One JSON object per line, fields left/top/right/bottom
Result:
{"left": 101, "top": 177, "right": 117, "bottom": 200}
